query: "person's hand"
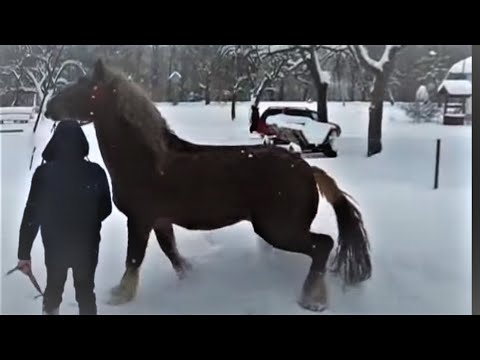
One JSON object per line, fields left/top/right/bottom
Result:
{"left": 17, "top": 260, "right": 31, "bottom": 275}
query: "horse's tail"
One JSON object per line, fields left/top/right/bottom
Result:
{"left": 311, "top": 166, "right": 372, "bottom": 286}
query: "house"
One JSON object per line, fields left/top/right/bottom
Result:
{"left": 437, "top": 56, "right": 472, "bottom": 125}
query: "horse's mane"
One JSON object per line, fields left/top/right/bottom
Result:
{"left": 99, "top": 65, "right": 273, "bottom": 162}
{"left": 103, "top": 66, "right": 176, "bottom": 165}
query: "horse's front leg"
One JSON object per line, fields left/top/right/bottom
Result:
{"left": 153, "top": 219, "right": 192, "bottom": 279}
{"left": 108, "top": 218, "right": 152, "bottom": 305}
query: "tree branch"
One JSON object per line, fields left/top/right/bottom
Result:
{"left": 23, "top": 68, "right": 43, "bottom": 97}
{"left": 353, "top": 45, "right": 404, "bottom": 73}
{"left": 54, "top": 60, "right": 86, "bottom": 85}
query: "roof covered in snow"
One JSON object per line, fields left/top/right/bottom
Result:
{"left": 438, "top": 80, "right": 472, "bottom": 96}
{"left": 448, "top": 56, "right": 471, "bottom": 74}
{"left": 437, "top": 56, "right": 472, "bottom": 95}
{"left": 169, "top": 71, "right": 182, "bottom": 81}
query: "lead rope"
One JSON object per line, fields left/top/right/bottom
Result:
{"left": 5, "top": 265, "right": 44, "bottom": 300}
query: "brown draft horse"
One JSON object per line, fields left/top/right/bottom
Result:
{"left": 44, "top": 59, "right": 371, "bottom": 312}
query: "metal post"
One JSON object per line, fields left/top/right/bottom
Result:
{"left": 434, "top": 139, "right": 441, "bottom": 190}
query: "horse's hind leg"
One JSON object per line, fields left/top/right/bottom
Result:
{"left": 108, "top": 218, "right": 152, "bottom": 306}
{"left": 153, "top": 220, "right": 192, "bottom": 279}
{"left": 256, "top": 224, "right": 334, "bottom": 312}
{"left": 298, "top": 232, "right": 334, "bottom": 312}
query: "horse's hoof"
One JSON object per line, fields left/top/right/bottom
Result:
{"left": 298, "top": 269, "right": 328, "bottom": 313}
{"left": 107, "top": 269, "right": 139, "bottom": 306}
{"left": 175, "top": 259, "right": 193, "bottom": 280}
{"left": 110, "top": 285, "right": 123, "bottom": 297}
{"left": 107, "top": 287, "right": 135, "bottom": 306}
{"left": 297, "top": 299, "right": 327, "bottom": 313}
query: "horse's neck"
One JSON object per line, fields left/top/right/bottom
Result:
{"left": 93, "top": 114, "right": 158, "bottom": 182}
{"left": 164, "top": 131, "right": 202, "bottom": 152}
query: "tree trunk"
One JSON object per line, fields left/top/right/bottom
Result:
{"left": 172, "top": 86, "right": 178, "bottom": 106}
{"left": 204, "top": 71, "right": 211, "bottom": 105}
{"left": 308, "top": 57, "right": 329, "bottom": 123}
{"left": 167, "top": 46, "right": 175, "bottom": 102}
{"left": 303, "top": 87, "right": 309, "bottom": 101}
{"left": 205, "top": 86, "right": 210, "bottom": 105}
{"left": 433, "top": 80, "right": 442, "bottom": 107}
{"left": 279, "top": 80, "right": 285, "bottom": 101}
{"left": 231, "top": 92, "right": 236, "bottom": 120}
{"left": 151, "top": 45, "right": 160, "bottom": 101}
{"left": 350, "top": 71, "right": 356, "bottom": 101}
{"left": 361, "top": 83, "right": 369, "bottom": 102}
{"left": 387, "top": 87, "right": 395, "bottom": 105}
{"left": 316, "top": 83, "right": 328, "bottom": 122}
{"left": 179, "top": 81, "right": 185, "bottom": 103}
{"left": 368, "top": 74, "right": 385, "bottom": 157}
{"left": 254, "top": 77, "right": 270, "bottom": 108}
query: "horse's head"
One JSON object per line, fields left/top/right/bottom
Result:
{"left": 45, "top": 59, "right": 111, "bottom": 124}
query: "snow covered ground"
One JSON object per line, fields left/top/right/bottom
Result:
{"left": 1, "top": 101, "right": 472, "bottom": 315}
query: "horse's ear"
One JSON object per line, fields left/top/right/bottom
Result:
{"left": 93, "top": 59, "right": 106, "bottom": 82}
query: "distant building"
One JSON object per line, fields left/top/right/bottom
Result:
{"left": 168, "top": 71, "right": 182, "bottom": 85}
{"left": 437, "top": 56, "right": 472, "bottom": 125}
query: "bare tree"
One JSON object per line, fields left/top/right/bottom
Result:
{"left": 267, "top": 45, "right": 351, "bottom": 122}
{"left": 0, "top": 45, "right": 86, "bottom": 112}
{"left": 247, "top": 48, "right": 295, "bottom": 107}
{"left": 351, "top": 45, "right": 405, "bottom": 157}
{"left": 196, "top": 45, "right": 222, "bottom": 105}
{"left": 219, "top": 45, "right": 257, "bottom": 120}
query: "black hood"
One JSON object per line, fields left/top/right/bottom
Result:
{"left": 42, "top": 121, "right": 89, "bottom": 162}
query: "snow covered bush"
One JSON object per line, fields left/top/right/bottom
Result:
{"left": 402, "top": 101, "right": 441, "bottom": 123}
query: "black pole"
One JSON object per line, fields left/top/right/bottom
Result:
{"left": 434, "top": 138, "right": 441, "bottom": 190}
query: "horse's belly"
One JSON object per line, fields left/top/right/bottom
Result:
{"left": 173, "top": 214, "right": 247, "bottom": 231}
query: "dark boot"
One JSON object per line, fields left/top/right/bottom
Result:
{"left": 42, "top": 307, "right": 59, "bottom": 315}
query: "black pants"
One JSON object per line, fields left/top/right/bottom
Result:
{"left": 43, "top": 255, "right": 98, "bottom": 315}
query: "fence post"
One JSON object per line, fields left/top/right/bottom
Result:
{"left": 434, "top": 139, "right": 441, "bottom": 190}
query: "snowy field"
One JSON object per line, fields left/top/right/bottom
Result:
{"left": 1, "top": 101, "right": 472, "bottom": 315}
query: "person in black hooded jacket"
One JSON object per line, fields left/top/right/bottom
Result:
{"left": 16, "top": 121, "right": 112, "bottom": 315}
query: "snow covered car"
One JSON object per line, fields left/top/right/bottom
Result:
{"left": 250, "top": 106, "right": 341, "bottom": 157}
{"left": 0, "top": 106, "right": 38, "bottom": 133}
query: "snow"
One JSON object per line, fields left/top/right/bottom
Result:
{"left": 378, "top": 45, "right": 403, "bottom": 67}
{"left": 0, "top": 107, "right": 36, "bottom": 127}
{"left": 356, "top": 45, "right": 403, "bottom": 72}
{"left": 312, "top": 49, "right": 331, "bottom": 85}
{"left": 438, "top": 80, "right": 472, "bottom": 96}
{"left": 286, "top": 58, "right": 304, "bottom": 72}
{"left": 265, "top": 113, "right": 332, "bottom": 144}
{"left": 266, "top": 45, "right": 295, "bottom": 53}
{"left": 320, "top": 71, "right": 331, "bottom": 85}
{"left": 356, "top": 45, "right": 381, "bottom": 71}
{"left": 0, "top": 107, "right": 35, "bottom": 117}
{"left": 1, "top": 101, "right": 471, "bottom": 315}
{"left": 169, "top": 71, "right": 182, "bottom": 81}
{"left": 448, "top": 56, "right": 472, "bottom": 74}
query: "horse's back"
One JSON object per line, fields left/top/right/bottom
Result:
{"left": 154, "top": 145, "right": 318, "bottom": 229}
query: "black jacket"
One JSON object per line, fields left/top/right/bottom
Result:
{"left": 18, "top": 121, "right": 112, "bottom": 265}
